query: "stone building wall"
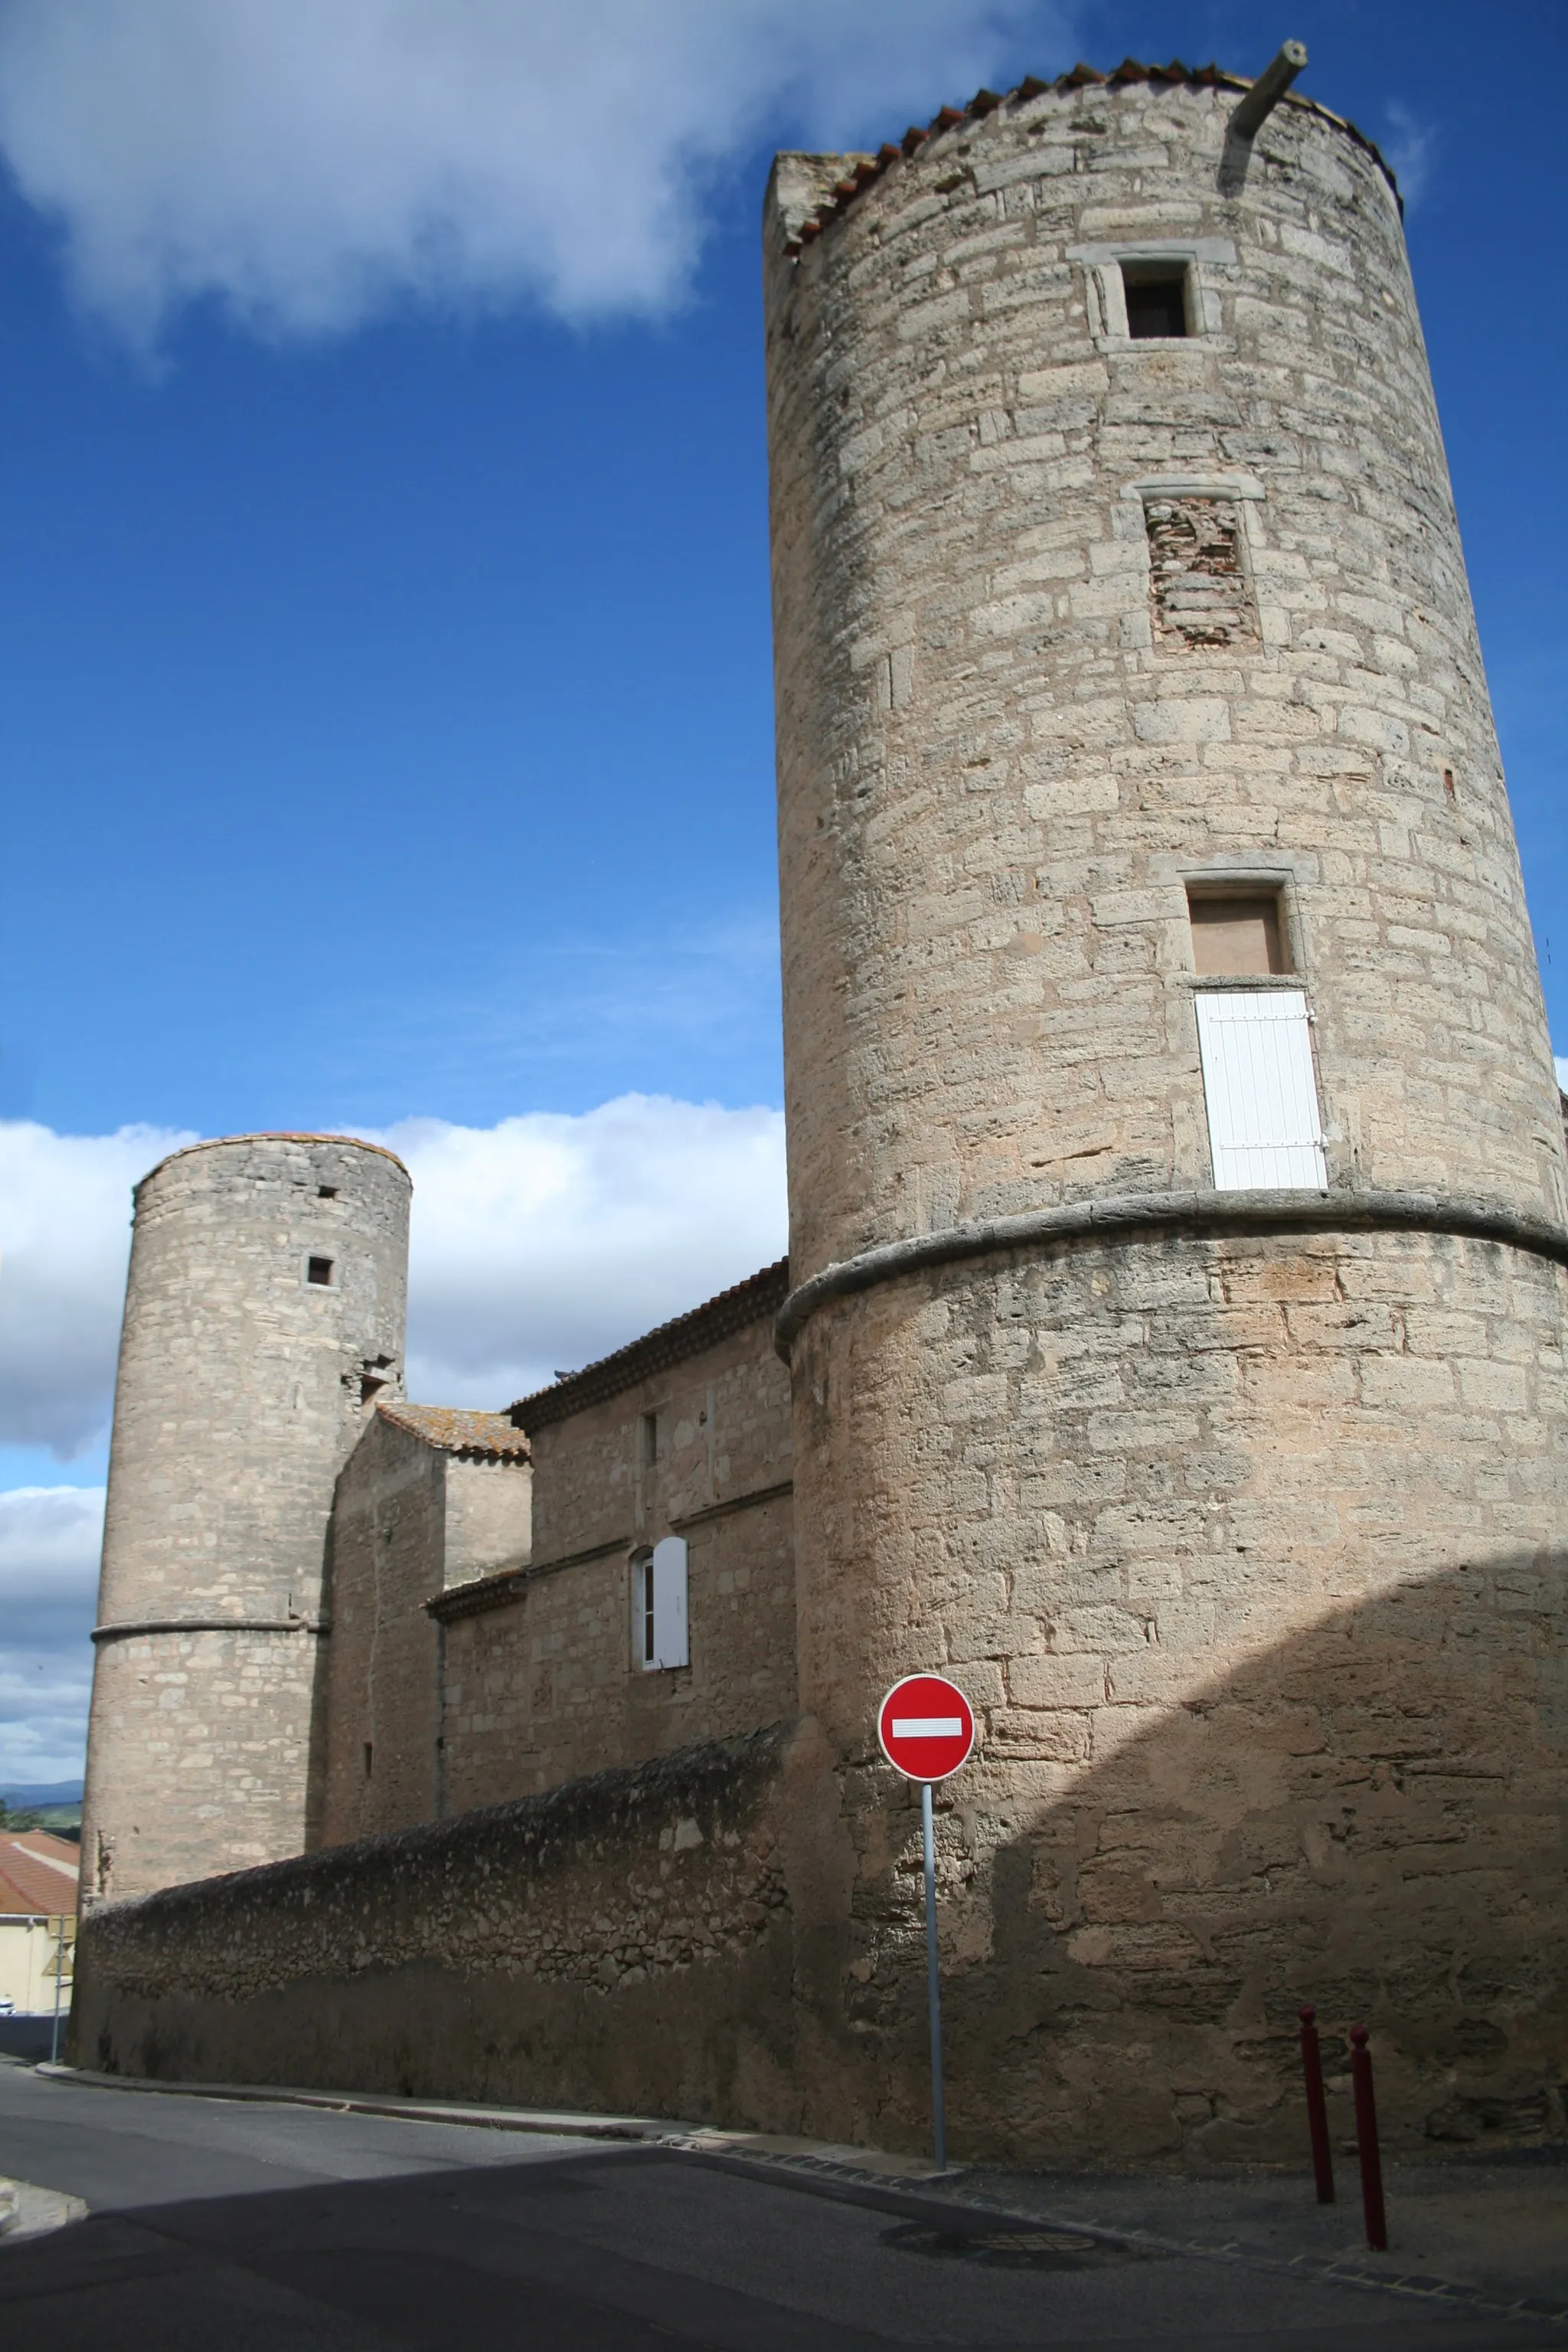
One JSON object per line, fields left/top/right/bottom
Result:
{"left": 317, "top": 1405, "right": 532, "bottom": 1849}
{"left": 435, "top": 1277, "right": 795, "bottom": 1812}
{"left": 765, "top": 60, "right": 1568, "bottom": 2157}
{"left": 766, "top": 80, "right": 1563, "bottom": 1276}
{"left": 81, "top": 1135, "right": 410, "bottom": 1903}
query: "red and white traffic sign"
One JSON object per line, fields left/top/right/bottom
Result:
{"left": 877, "top": 1673, "right": 975, "bottom": 1783}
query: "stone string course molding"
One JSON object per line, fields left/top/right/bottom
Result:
{"left": 776, "top": 1188, "right": 1568, "bottom": 1349}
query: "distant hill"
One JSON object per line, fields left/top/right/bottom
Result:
{"left": 1, "top": 1782, "right": 84, "bottom": 1808}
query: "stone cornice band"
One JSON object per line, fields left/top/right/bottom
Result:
{"left": 775, "top": 1187, "right": 1568, "bottom": 1354}
{"left": 92, "top": 1618, "right": 330, "bottom": 1643}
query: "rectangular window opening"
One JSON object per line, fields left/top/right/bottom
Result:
{"left": 318, "top": 1185, "right": 338, "bottom": 1199}
{"left": 639, "top": 1410, "right": 659, "bottom": 1468}
{"left": 1123, "top": 261, "right": 1189, "bottom": 338}
{"left": 363, "top": 1742, "right": 373, "bottom": 1777}
{"left": 632, "top": 1537, "right": 689, "bottom": 1672}
{"left": 1187, "top": 890, "right": 1289, "bottom": 977}
{"left": 307, "top": 1256, "right": 335, "bottom": 1287}
{"left": 1195, "top": 990, "right": 1326, "bottom": 1191}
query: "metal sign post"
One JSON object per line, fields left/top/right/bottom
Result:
{"left": 920, "top": 1779, "right": 946, "bottom": 2172}
{"left": 877, "top": 1673, "right": 976, "bottom": 2175}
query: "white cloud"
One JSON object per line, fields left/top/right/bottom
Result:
{"left": 0, "top": 1485, "right": 103, "bottom": 1784}
{"left": 0, "top": 1119, "right": 194, "bottom": 1458}
{"left": 1556, "top": 1057, "right": 1568, "bottom": 1096}
{"left": 0, "top": 0, "right": 1057, "bottom": 347}
{"left": 0, "top": 1097, "right": 787, "bottom": 1777}
{"left": 380, "top": 1096, "right": 788, "bottom": 1406}
{"left": 1381, "top": 99, "right": 1436, "bottom": 209}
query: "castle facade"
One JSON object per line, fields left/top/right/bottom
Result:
{"left": 76, "top": 54, "right": 1568, "bottom": 2166}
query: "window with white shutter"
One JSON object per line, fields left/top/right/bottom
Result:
{"left": 1194, "top": 990, "right": 1326, "bottom": 1191}
{"left": 632, "top": 1537, "right": 689, "bottom": 1671}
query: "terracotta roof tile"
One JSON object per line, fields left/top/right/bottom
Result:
{"left": 0, "top": 1833, "right": 78, "bottom": 1914}
{"left": 511, "top": 1259, "right": 789, "bottom": 1432}
{"left": 782, "top": 60, "right": 1397, "bottom": 257}
{"left": 375, "top": 1403, "right": 531, "bottom": 1462}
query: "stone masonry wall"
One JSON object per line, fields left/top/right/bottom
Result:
{"left": 70, "top": 1723, "right": 819, "bottom": 2132}
{"left": 439, "top": 1315, "right": 795, "bottom": 1811}
{"left": 83, "top": 1135, "right": 410, "bottom": 1902}
{"left": 322, "top": 1411, "right": 534, "bottom": 1847}
{"left": 318, "top": 1413, "right": 446, "bottom": 1847}
{"left": 766, "top": 84, "right": 1565, "bottom": 1284}
{"left": 786, "top": 1224, "right": 1568, "bottom": 2161}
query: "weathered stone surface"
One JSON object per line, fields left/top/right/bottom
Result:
{"left": 80, "top": 1135, "right": 410, "bottom": 1903}
{"left": 766, "top": 70, "right": 1568, "bottom": 2163}
{"left": 70, "top": 1723, "right": 811, "bottom": 2131}
{"left": 320, "top": 1407, "right": 532, "bottom": 1847}
{"left": 438, "top": 1307, "right": 795, "bottom": 1811}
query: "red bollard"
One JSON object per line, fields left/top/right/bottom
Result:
{"left": 1298, "top": 2006, "right": 1335, "bottom": 2203}
{"left": 1349, "top": 2025, "right": 1388, "bottom": 2251}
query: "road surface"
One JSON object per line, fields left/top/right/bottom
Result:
{"left": 0, "top": 2057, "right": 1560, "bottom": 2349}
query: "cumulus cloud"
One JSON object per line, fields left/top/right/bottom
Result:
{"left": 381, "top": 1096, "right": 788, "bottom": 1406}
{"left": 0, "top": 1119, "right": 194, "bottom": 1458}
{"left": 0, "top": 1098, "right": 786, "bottom": 1459}
{"left": 0, "top": 0, "right": 1058, "bottom": 346}
{"left": 0, "top": 1485, "right": 103, "bottom": 1783}
{"left": 0, "top": 1095, "right": 787, "bottom": 1775}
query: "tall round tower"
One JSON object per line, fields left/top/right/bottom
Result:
{"left": 81, "top": 1134, "right": 410, "bottom": 1905}
{"left": 766, "top": 60, "right": 1568, "bottom": 2161}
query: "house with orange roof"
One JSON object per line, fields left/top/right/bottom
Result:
{"left": 0, "top": 1830, "right": 77, "bottom": 2015}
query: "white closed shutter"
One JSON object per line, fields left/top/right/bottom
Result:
{"left": 650, "top": 1536, "right": 689, "bottom": 1669}
{"left": 1194, "top": 990, "right": 1326, "bottom": 1191}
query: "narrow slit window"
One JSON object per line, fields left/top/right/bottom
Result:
{"left": 363, "top": 1742, "right": 373, "bottom": 1777}
{"left": 1123, "top": 262, "right": 1188, "bottom": 338}
{"left": 1194, "top": 991, "right": 1326, "bottom": 1191}
{"left": 307, "top": 1256, "right": 335, "bottom": 1287}
{"left": 639, "top": 1410, "right": 659, "bottom": 1468}
{"left": 1187, "top": 890, "right": 1289, "bottom": 976}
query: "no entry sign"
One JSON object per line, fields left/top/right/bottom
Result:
{"left": 877, "top": 1673, "right": 975, "bottom": 1783}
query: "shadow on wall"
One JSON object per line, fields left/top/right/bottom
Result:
{"left": 825, "top": 1547, "right": 1568, "bottom": 2167}
{"left": 68, "top": 1557, "right": 1566, "bottom": 2171}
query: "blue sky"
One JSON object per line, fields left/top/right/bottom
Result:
{"left": 0, "top": 0, "right": 1563, "bottom": 1780}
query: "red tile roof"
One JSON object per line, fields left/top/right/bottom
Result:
{"left": 0, "top": 1832, "right": 79, "bottom": 1916}
{"left": 785, "top": 59, "right": 1398, "bottom": 257}
{"left": 511, "top": 1259, "right": 790, "bottom": 1432}
{"left": 375, "top": 1403, "right": 531, "bottom": 1462}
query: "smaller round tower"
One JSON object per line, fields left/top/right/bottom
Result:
{"left": 80, "top": 1134, "right": 410, "bottom": 1903}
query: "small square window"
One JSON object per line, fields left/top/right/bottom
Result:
{"left": 306, "top": 1256, "right": 335, "bottom": 1287}
{"left": 1187, "top": 891, "right": 1289, "bottom": 977}
{"left": 1124, "top": 263, "right": 1188, "bottom": 339}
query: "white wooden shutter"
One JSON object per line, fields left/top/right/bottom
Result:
{"left": 1194, "top": 991, "right": 1326, "bottom": 1191}
{"left": 650, "top": 1536, "right": 689, "bottom": 1669}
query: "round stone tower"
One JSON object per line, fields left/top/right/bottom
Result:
{"left": 81, "top": 1134, "right": 410, "bottom": 1905}
{"left": 765, "top": 61, "right": 1568, "bottom": 2163}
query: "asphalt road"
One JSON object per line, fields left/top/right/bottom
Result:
{"left": 0, "top": 2058, "right": 1562, "bottom": 2350}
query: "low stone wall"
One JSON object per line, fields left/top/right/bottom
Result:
{"left": 70, "top": 1664, "right": 1568, "bottom": 2167}
{"left": 70, "top": 1721, "right": 828, "bottom": 2129}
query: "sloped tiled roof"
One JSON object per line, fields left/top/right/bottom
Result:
{"left": 784, "top": 57, "right": 1398, "bottom": 258}
{"left": 375, "top": 1402, "right": 531, "bottom": 1462}
{"left": 511, "top": 1259, "right": 790, "bottom": 1432}
{"left": 0, "top": 1831, "right": 79, "bottom": 1915}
